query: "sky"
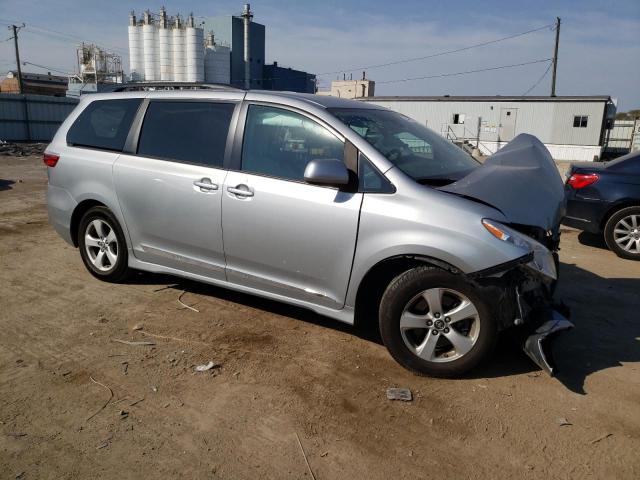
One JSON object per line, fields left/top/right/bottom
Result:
{"left": 1, "top": 0, "right": 639, "bottom": 110}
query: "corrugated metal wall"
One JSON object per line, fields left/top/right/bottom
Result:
{"left": 0, "top": 93, "right": 79, "bottom": 142}
{"left": 363, "top": 99, "right": 606, "bottom": 146}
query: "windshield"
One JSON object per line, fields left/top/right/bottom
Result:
{"left": 329, "top": 108, "right": 480, "bottom": 183}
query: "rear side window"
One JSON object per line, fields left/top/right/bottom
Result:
{"left": 241, "top": 105, "right": 344, "bottom": 181}
{"left": 137, "top": 101, "right": 235, "bottom": 167}
{"left": 67, "top": 99, "right": 142, "bottom": 151}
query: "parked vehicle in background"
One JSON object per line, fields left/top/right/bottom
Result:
{"left": 44, "top": 86, "right": 571, "bottom": 377}
{"left": 563, "top": 151, "right": 640, "bottom": 260}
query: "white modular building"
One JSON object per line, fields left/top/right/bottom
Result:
{"left": 361, "top": 95, "right": 617, "bottom": 162}
{"left": 128, "top": 8, "right": 229, "bottom": 84}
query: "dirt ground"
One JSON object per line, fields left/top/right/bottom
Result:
{"left": 1, "top": 155, "right": 639, "bottom": 480}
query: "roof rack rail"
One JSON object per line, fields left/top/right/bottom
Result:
{"left": 104, "top": 82, "right": 243, "bottom": 92}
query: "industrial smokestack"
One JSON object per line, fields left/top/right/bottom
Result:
{"left": 241, "top": 3, "right": 253, "bottom": 89}
{"left": 159, "top": 6, "right": 167, "bottom": 28}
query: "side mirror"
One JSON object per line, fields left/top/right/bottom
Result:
{"left": 304, "top": 158, "right": 350, "bottom": 187}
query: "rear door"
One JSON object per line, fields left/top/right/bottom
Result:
{"left": 113, "top": 98, "right": 239, "bottom": 279}
{"left": 221, "top": 103, "right": 363, "bottom": 308}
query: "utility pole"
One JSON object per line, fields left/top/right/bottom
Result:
{"left": 9, "top": 24, "right": 25, "bottom": 94}
{"left": 551, "top": 17, "right": 561, "bottom": 97}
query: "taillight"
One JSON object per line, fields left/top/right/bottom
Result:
{"left": 43, "top": 152, "right": 60, "bottom": 167}
{"left": 567, "top": 173, "right": 599, "bottom": 189}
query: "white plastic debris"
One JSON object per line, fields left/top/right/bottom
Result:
{"left": 194, "top": 361, "right": 216, "bottom": 372}
{"left": 386, "top": 388, "right": 413, "bottom": 402}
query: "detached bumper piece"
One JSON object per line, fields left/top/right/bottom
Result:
{"left": 523, "top": 310, "right": 574, "bottom": 376}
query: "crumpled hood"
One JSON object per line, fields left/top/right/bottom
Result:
{"left": 439, "top": 134, "right": 566, "bottom": 232}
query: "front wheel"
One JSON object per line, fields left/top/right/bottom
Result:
{"left": 78, "top": 206, "right": 132, "bottom": 282}
{"left": 379, "top": 266, "right": 498, "bottom": 377}
{"left": 604, "top": 206, "right": 640, "bottom": 260}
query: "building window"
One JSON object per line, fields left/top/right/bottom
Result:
{"left": 573, "top": 115, "right": 588, "bottom": 128}
{"left": 453, "top": 113, "right": 465, "bottom": 125}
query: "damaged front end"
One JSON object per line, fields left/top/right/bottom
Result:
{"left": 470, "top": 225, "right": 573, "bottom": 376}
{"left": 439, "top": 134, "right": 574, "bottom": 376}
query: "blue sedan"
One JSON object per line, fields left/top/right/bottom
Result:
{"left": 563, "top": 150, "right": 640, "bottom": 260}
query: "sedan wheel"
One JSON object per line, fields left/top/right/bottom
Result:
{"left": 612, "top": 214, "right": 640, "bottom": 254}
{"left": 604, "top": 206, "right": 640, "bottom": 261}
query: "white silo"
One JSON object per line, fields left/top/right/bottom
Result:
{"left": 185, "top": 14, "right": 204, "bottom": 83}
{"left": 204, "top": 33, "right": 231, "bottom": 84}
{"left": 128, "top": 12, "right": 144, "bottom": 81}
{"left": 157, "top": 7, "right": 173, "bottom": 81}
{"left": 172, "top": 16, "right": 186, "bottom": 82}
{"left": 142, "top": 11, "right": 159, "bottom": 81}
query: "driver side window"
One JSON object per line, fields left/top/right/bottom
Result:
{"left": 241, "top": 105, "right": 344, "bottom": 181}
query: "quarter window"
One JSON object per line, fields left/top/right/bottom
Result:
{"left": 241, "top": 105, "right": 344, "bottom": 181}
{"left": 137, "top": 101, "right": 235, "bottom": 167}
{"left": 573, "top": 115, "right": 588, "bottom": 128}
{"left": 67, "top": 99, "right": 142, "bottom": 151}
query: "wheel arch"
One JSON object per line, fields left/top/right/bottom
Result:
{"left": 352, "top": 254, "right": 461, "bottom": 328}
{"left": 600, "top": 200, "right": 640, "bottom": 231}
{"left": 70, "top": 199, "right": 108, "bottom": 247}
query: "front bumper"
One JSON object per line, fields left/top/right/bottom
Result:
{"left": 523, "top": 309, "right": 574, "bottom": 376}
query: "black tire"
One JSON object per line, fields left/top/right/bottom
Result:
{"left": 604, "top": 206, "right": 640, "bottom": 261}
{"left": 78, "top": 206, "right": 132, "bottom": 282}
{"left": 379, "top": 266, "right": 498, "bottom": 378}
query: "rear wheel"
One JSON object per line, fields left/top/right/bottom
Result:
{"left": 78, "top": 206, "right": 131, "bottom": 282}
{"left": 379, "top": 266, "right": 497, "bottom": 377}
{"left": 604, "top": 206, "right": 640, "bottom": 260}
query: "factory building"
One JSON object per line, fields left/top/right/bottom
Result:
{"left": 128, "top": 8, "right": 230, "bottom": 84}
{"left": 262, "top": 62, "right": 315, "bottom": 94}
{"left": 127, "top": 5, "right": 315, "bottom": 93}
{"left": 202, "top": 5, "right": 264, "bottom": 89}
{"left": 362, "top": 95, "right": 617, "bottom": 162}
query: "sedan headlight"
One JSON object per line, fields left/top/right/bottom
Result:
{"left": 482, "top": 219, "right": 557, "bottom": 281}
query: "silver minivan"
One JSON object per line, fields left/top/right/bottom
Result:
{"left": 45, "top": 85, "right": 572, "bottom": 377}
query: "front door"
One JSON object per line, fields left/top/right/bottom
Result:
{"left": 113, "top": 100, "right": 237, "bottom": 279}
{"left": 221, "top": 104, "right": 362, "bottom": 308}
{"left": 499, "top": 108, "right": 518, "bottom": 141}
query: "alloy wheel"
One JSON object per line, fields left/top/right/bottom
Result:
{"left": 613, "top": 214, "right": 640, "bottom": 254}
{"left": 84, "top": 219, "right": 118, "bottom": 272}
{"left": 399, "top": 287, "right": 481, "bottom": 363}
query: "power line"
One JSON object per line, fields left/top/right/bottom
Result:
{"left": 21, "top": 61, "right": 72, "bottom": 75}
{"left": 315, "top": 23, "right": 555, "bottom": 77}
{"left": 375, "top": 58, "right": 552, "bottom": 85}
{"left": 522, "top": 61, "right": 553, "bottom": 95}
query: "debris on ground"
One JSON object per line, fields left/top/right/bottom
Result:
{"left": 119, "top": 410, "right": 129, "bottom": 420}
{"left": 129, "top": 398, "right": 145, "bottom": 407}
{"left": 556, "top": 417, "right": 572, "bottom": 426}
{"left": 121, "top": 361, "right": 129, "bottom": 375}
{"left": 295, "top": 432, "right": 316, "bottom": 480}
{"left": 0, "top": 141, "right": 46, "bottom": 157}
{"left": 151, "top": 386, "right": 158, "bottom": 393}
{"left": 590, "top": 433, "right": 613, "bottom": 444}
{"left": 7, "top": 432, "right": 27, "bottom": 438}
{"left": 132, "top": 324, "right": 144, "bottom": 331}
{"left": 86, "top": 376, "right": 114, "bottom": 422}
{"left": 177, "top": 291, "right": 199, "bottom": 313}
{"left": 111, "top": 338, "right": 156, "bottom": 346}
{"left": 194, "top": 361, "right": 218, "bottom": 372}
{"left": 386, "top": 388, "right": 413, "bottom": 402}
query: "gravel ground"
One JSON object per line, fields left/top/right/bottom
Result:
{"left": 1, "top": 155, "right": 639, "bottom": 479}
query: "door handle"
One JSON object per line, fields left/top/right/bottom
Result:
{"left": 194, "top": 178, "right": 218, "bottom": 191}
{"left": 227, "top": 185, "right": 254, "bottom": 197}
